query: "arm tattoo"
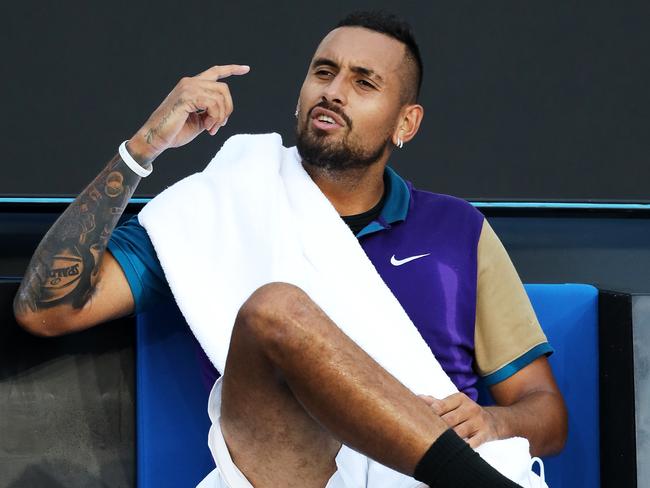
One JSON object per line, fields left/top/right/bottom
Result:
{"left": 14, "top": 154, "right": 148, "bottom": 315}
{"left": 144, "top": 98, "right": 183, "bottom": 147}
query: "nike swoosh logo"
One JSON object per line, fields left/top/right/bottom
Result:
{"left": 390, "top": 253, "right": 431, "bottom": 266}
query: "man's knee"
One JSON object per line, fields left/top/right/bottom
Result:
{"left": 234, "top": 282, "right": 316, "bottom": 349}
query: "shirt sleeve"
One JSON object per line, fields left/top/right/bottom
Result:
{"left": 107, "top": 215, "right": 173, "bottom": 314}
{"left": 474, "top": 219, "right": 553, "bottom": 386}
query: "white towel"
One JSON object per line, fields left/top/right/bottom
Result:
{"left": 138, "top": 133, "right": 547, "bottom": 488}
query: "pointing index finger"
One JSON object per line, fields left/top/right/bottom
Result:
{"left": 195, "top": 64, "right": 251, "bottom": 81}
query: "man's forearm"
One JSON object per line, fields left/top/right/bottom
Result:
{"left": 13, "top": 146, "right": 150, "bottom": 324}
{"left": 486, "top": 390, "right": 567, "bottom": 457}
{"left": 13, "top": 63, "right": 242, "bottom": 332}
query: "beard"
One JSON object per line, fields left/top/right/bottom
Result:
{"left": 296, "top": 104, "right": 391, "bottom": 172}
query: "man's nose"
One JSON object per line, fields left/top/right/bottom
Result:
{"left": 322, "top": 73, "right": 348, "bottom": 106}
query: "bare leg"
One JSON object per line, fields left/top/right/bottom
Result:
{"left": 220, "top": 282, "right": 450, "bottom": 488}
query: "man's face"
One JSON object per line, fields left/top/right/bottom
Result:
{"left": 296, "top": 27, "right": 408, "bottom": 171}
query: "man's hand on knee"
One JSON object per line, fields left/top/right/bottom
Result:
{"left": 419, "top": 393, "right": 498, "bottom": 448}
{"left": 420, "top": 358, "right": 568, "bottom": 457}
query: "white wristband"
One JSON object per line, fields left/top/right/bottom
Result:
{"left": 119, "top": 140, "right": 153, "bottom": 177}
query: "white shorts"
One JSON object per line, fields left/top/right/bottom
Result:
{"left": 196, "top": 378, "right": 425, "bottom": 488}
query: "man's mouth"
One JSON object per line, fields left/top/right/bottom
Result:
{"left": 317, "top": 114, "right": 337, "bottom": 124}
{"left": 310, "top": 107, "right": 347, "bottom": 132}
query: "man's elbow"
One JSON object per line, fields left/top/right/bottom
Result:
{"left": 537, "top": 393, "right": 569, "bottom": 457}
{"left": 542, "top": 425, "right": 568, "bottom": 457}
{"left": 550, "top": 407, "right": 569, "bottom": 455}
{"left": 15, "top": 311, "right": 58, "bottom": 338}
{"left": 13, "top": 298, "right": 74, "bottom": 338}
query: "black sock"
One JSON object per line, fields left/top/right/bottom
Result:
{"left": 413, "top": 429, "right": 521, "bottom": 487}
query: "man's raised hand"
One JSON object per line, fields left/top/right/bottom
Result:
{"left": 127, "top": 64, "right": 250, "bottom": 164}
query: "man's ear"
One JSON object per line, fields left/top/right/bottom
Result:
{"left": 392, "top": 104, "right": 424, "bottom": 146}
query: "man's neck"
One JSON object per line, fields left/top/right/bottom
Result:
{"left": 302, "top": 162, "right": 386, "bottom": 216}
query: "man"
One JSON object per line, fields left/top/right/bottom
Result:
{"left": 14, "top": 10, "right": 566, "bottom": 488}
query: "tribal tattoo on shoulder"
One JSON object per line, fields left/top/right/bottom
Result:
{"left": 14, "top": 154, "right": 145, "bottom": 314}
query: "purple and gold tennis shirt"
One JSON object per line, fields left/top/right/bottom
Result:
{"left": 108, "top": 166, "right": 552, "bottom": 401}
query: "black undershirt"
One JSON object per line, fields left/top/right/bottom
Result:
{"left": 340, "top": 174, "right": 389, "bottom": 235}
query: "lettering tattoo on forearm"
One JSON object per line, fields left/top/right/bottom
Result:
{"left": 144, "top": 98, "right": 184, "bottom": 148}
{"left": 14, "top": 154, "right": 145, "bottom": 315}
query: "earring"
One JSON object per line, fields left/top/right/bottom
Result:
{"left": 396, "top": 137, "right": 404, "bottom": 149}
{"left": 295, "top": 109, "right": 299, "bottom": 118}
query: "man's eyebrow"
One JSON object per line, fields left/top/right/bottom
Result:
{"left": 312, "top": 57, "right": 339, "bottom": 70}
{"left": 312, "top": 57, "right": 384, "bottom": 83}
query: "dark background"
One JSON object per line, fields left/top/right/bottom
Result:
{"left": 3, "top": 0, "right": 649, "bottom": 201}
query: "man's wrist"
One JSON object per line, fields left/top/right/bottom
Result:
{"left": 483, "top": 405, "right": 510, "bottom": 440}
{"left": 125, "top": 134, "right": 157, "bottom": 167}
